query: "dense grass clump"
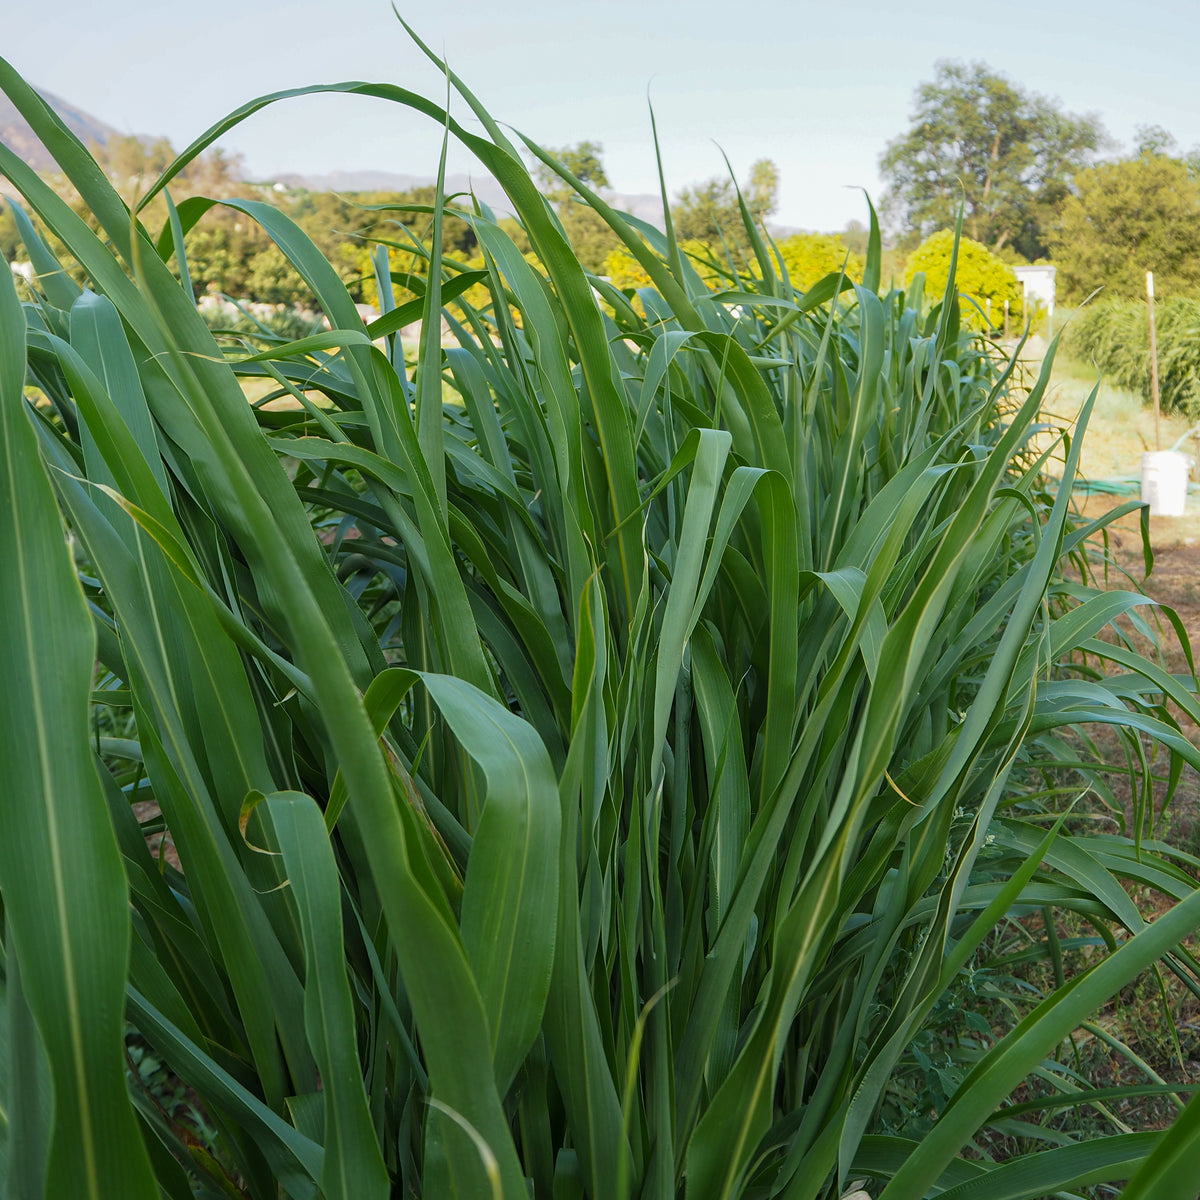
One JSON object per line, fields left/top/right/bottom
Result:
{"left": 4, "top": 28, "right": 1200, "bottom": 1200}
{"left": 1066, "top": 297, "right": 1200, "bottom": 419}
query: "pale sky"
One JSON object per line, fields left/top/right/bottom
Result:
{"left": 4, "top": 0, "right": 1199, "bottom": 231}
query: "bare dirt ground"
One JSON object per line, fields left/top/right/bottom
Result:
{"left": 1137, "top": 535, "right": 1200, "bottom": 645}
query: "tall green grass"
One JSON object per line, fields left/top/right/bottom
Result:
{"left": 3, "top": 28, "right": 1200, "bottom": 1199}
{"left": 1066, "top": 297, "right": 1200, "bottom": 419}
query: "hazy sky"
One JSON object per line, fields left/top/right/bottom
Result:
{"left": 5, "top": 0, "right": 1199, "bottom": 231}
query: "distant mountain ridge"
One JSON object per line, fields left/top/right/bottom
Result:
{"left": 1, "top": 90, "right": 665, "bottom": 228}
{"left": 0, "top": 87, "right": 130, "bottom": 174}
{"left": 269, "top": 168, "right": 520, "bottom": 214}
{"left": 271, "top": 168, "right": 665, "bottom": 226}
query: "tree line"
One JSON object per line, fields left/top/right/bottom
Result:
{"left": 5, "top": 66, "right": 1197, "bottom": 314}
{"left": 880, "top": 60, "right": 1200, "bottom": 305}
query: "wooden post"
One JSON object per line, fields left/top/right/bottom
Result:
{"left": 1147, "top": 271, "right": 1161, "bottom": 451}
{"left": 1003, "top": 298, "right": 1010, "bottom": 341}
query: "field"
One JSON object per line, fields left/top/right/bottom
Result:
{"left": 5, "top": 40, "right": 1200, "bottom": 1200}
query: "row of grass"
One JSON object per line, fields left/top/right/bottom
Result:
{"left": 3, "top": 25, "right": 1200, "bottom": 1199}
{"left": 1065, "top": 298, "right": 1200, "bottom": 421}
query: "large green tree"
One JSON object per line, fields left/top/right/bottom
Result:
{"left": 532, "top": 139, "right": 610, "bottom": 201}
{"left": 530, "top": 140, "right": 622, "bottom": 272}
{"left": 1049, "top": 142, "right": 1200, "bottom": 302}
{"left": 880, "top": 61, "right": 1104, "bottom": 260}
{"left": 672, "top": 157, "right": 778, "bottom": 252}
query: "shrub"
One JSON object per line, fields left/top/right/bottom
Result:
{"left": 2, "top": 31, "right": 1200, "bottom": 1200}
{"left": 904, "top": 228, "right": 1022, "bottom": 330}
{"left": 772, "top": 231, "right": 864, "bottom": 290}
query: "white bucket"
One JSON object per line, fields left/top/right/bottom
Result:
{"left": 1141, "top": 451, "right": 1190, "bottom": 516}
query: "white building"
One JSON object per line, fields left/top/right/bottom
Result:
{"left": 1013, "top": 264, "right": 1056, "bottom": 328}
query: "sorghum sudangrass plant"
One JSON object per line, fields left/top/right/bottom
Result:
{"left": 4, "top": 27, "right": 1200, "bottom": 1199}
{"left": 1065, "top": 296, "right": 1200, "bottom": 419}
